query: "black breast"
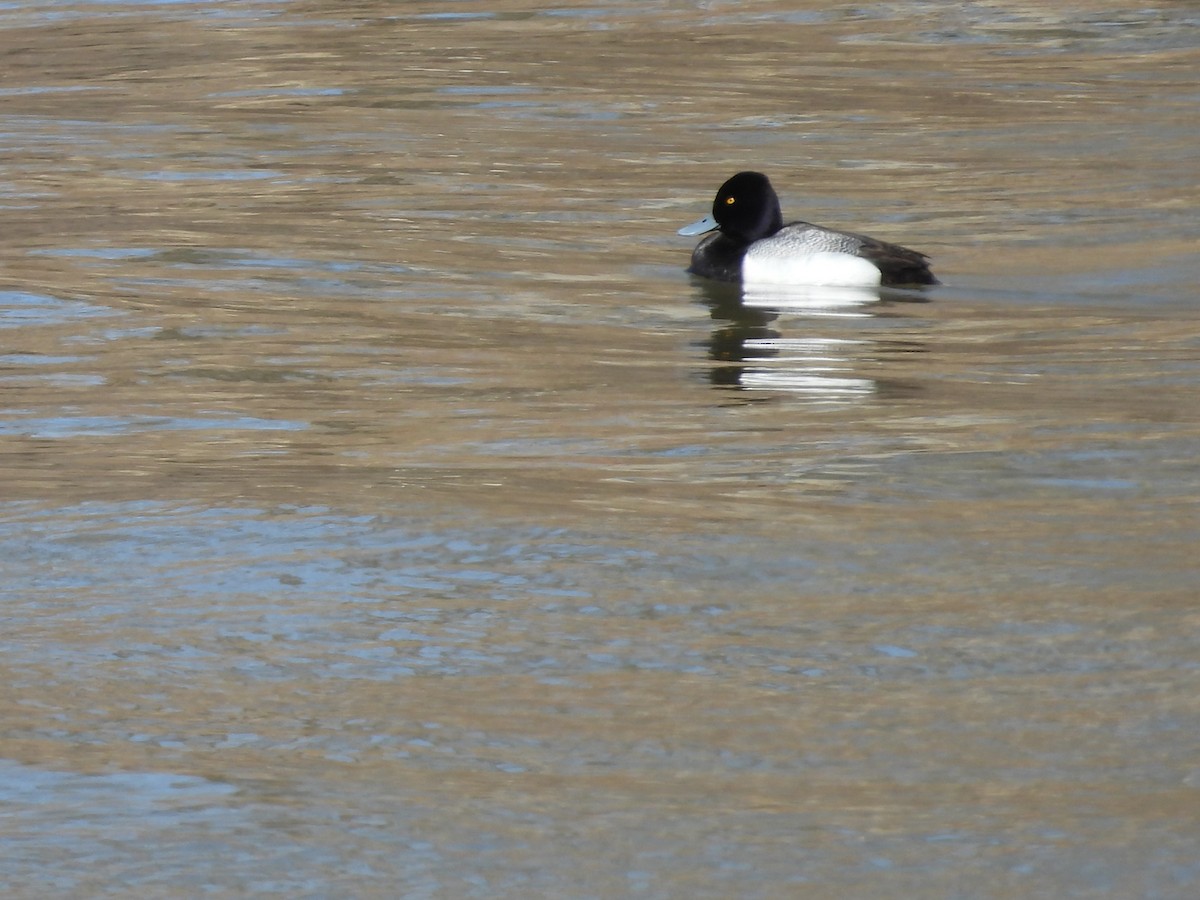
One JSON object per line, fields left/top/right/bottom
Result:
{"left": 687, "top": 232, "right": 746, "bottom": 282}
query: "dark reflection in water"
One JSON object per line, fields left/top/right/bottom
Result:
{"left": 693, "top": 279, "right": 781, "bottom": 389}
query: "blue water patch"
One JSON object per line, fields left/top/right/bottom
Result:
{"left": 0, "top": 4, "right": 241, "bottom": 32}
{"left": 0, "top": 372, "right": 106, "bottom": 387}
{"left": 120, "top": 168, "right": 283, "bottom": 182}
{"left": 0, "top": 291, "right": 119, "bottom": 328}
{"left": 208, "top": 87, "right": 345, "bottom": 99}
{"left": 873, "top": 644, "right": 919, "bottom": 659}
{"left": 0, "top": 502, "right": 744, "bottom": 683}
{"left": 0, "top": 759, "right": 236, "bottom": 807}
{"left": 414, "top": 11, "right": 498, "bottom": 22}
{"left": 0, "top": 353, "right": 84, "bottom": 366}
{"left": 29, "top": 247, "right": 158, "bottom": 260}
{"left": 0, "top": 85, "right": 103, "bottom": 97}
{"left": 0, "top": 413, "right": 307, "bottom": 438}
{"left": 4, "top": 496, "right": 1191, "bottom": 693}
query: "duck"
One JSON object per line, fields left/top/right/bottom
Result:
{"left": 678, "top": 171, "right": 937, "bottom": 287}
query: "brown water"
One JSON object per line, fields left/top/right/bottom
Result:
{"left": 2, "top": 1, "right": 1199, "bottom": 896}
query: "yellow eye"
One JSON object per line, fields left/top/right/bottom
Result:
{"left": 725, "top": 196, "right": 736, "bottom": 205}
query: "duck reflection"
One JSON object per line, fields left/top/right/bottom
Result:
{"left": 693, "top": 280, "right": 927, "bottom": 400}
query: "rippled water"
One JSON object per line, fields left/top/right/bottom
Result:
{"left": 3, "top": 1, "right": 1199, "bottom": 897}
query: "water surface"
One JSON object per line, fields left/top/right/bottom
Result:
{"left": 2, "top": 2, "right": 1199, "bottom": 897}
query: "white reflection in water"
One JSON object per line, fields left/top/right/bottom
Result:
{"left": 739, "top": 336, "right": 876, "bottom": 399}
{"left": 699, "top": 283, "right": 914, "bottom": 399}
{"left": 742, "top": 283, "right": 881, "bottom": 313}
{"left": 699, "top": 280, "right": 935, "bottom": 398}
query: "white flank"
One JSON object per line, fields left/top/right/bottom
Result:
{"left": 743, "top": 247, "right": 882, "bottom": 287}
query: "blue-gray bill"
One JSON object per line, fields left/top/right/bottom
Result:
{"left": 677, "top": 214, "right": 718, "bottom": 236}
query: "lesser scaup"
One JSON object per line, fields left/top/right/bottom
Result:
{"left": 678, "top": 171, "right": 937, "bottom": 287}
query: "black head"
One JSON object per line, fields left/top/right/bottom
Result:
{"left": 710, "top": 171, "right": 784, "bottom": 243}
